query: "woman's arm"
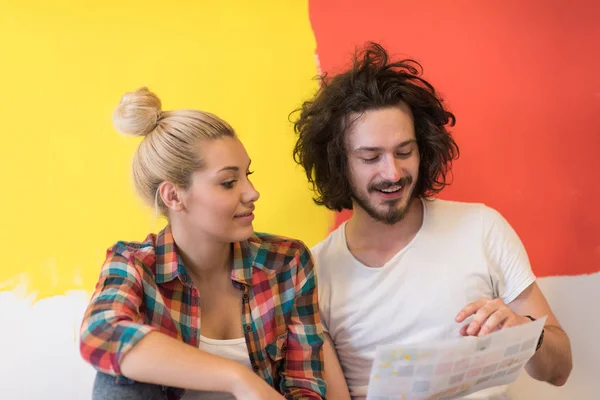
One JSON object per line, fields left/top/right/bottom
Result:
{"left": 80, "top": 251, "right": 282, "bottom": 399}
{"left": 120, "top": 331, "right": 282, "bottom": 398}
{"left": 322, "top": 333, "right": 351, "bottom": 400}
{"left": 280, "top": 247, "right": 327, "bottom": 399}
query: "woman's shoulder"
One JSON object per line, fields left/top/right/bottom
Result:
{"left": 108, "top": 232, "right": 158, "bottom": 258}
{"left": 250, "top": 232, "right": 310, "bottom": 253}
{"left": 101, "top": 232, "right": 160, "bottom": 275}
{"left": 247, "top": 232, "right": 312, "bottom": 272}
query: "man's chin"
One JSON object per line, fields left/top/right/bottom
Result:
{"left": 377, "top": 200, "right": 414, "bottom": 223}
{"left": 377, "top": 196, "right": 409, "bottom": 210}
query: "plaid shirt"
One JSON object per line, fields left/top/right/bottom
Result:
{"left": 80, "top": 226, "right": 326, "bottom": 399}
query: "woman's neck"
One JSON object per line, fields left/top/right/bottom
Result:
{"left": 169, "top": 221, "right": 232, "bottom": 281}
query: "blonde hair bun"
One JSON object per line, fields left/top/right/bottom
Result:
{"left": 113, "top": 87, "right": 162, "bottom": 137}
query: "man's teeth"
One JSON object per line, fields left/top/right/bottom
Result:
{"left": 380, "top": 185, "right": 402, "bottom": 193}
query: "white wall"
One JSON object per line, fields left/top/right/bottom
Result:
{"left": 509, "top": 272, "right": 600, "bottom": 399}
{"left": 0, "top": 289, "right": 95, "bottom": 399}
{"left": 1, "top": 273, "right": 597, "bottom": 399}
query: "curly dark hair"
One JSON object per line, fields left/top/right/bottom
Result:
{"left": 292, "top": 42, "right": 459, "bottom": 212}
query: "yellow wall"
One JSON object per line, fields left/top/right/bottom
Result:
{"left": 0, "top": 0, "right": 330, "bottom": 300}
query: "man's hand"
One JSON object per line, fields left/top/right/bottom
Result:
{"left": 455, "top": 297, "right": 530, "bottom": 336}
{"left": 455, "top": 284, "right": 572, "bottom": 386}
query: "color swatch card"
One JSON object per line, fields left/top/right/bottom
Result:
{"left": 366, "top": 317, "right": 546, "bottom": 400}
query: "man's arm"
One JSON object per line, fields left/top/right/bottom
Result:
{"left": 456, "top": 282, "right": 572, "bottom": 386}
{"left": 508, "top": 282, "right": 572, "bottom": 386}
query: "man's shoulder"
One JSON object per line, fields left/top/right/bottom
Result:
{"left": 310, "top": 224, "right": 344, "bottom": 261}
{"left": 426, "top": 199, "right": 516, "bottom": 246}
{"left": 426, "top": 198, "right": 486, "bottom": 214}
{"left": 428, "top": 198, "right": 507, "bottom": 222}
{"left": 426, "top": 198, "right": 500, "bottom": 225}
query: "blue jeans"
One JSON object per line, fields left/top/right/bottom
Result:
{"left": 92, "top": 372, "right": 166, "bottom": 400}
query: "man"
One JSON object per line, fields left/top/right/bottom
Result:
{"left": 292, "top": 42, "right": 572, "bottom": 399}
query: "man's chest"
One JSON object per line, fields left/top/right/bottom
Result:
{"left": 327, "top": 258, "right": 496, "bottom": 349}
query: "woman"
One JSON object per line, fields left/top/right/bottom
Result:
{"left": 80, "top": 88, "right": 326, "bottom": 399}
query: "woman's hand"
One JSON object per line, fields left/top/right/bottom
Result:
{"left": 231, "top": 365, "right": 284, "bottom": 400}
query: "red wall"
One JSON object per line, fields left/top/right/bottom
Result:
{"left": 310, "top": 0, "right": 600, "bottom": 277}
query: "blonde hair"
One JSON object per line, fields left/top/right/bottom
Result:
{"left": 113, "top": 87, "right": 235, "bottom": 214}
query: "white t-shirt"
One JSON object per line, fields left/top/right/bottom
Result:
{"left": 181, "top": 336, "right": 252, "bottom": 400}
{"left": 311, "top": 199, "right": 536, "bottom": 400}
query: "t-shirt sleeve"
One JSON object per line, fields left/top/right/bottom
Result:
{"left": 482, "top": 205, "right": 536, "bottom": 304}
{"left": 310, "top": 243, "right": 330, "bottom": 334}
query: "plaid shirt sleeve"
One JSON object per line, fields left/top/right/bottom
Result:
{"left": 281, "top": 245, "right": 327, "bottom": 399}
{"left": 80, "top": 246, "right": 158, "bottom": 376}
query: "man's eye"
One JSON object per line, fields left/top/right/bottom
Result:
{"left": 362, "top": 156, "right": 379, "bottom": 164}
{"left": 396, "top": 151, "right": 412, "bottom": 158}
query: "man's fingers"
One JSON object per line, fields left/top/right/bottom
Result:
{"left": 479, "top": 308, "right": 510, "bottom": 336}
{"left": 457, "top": 298, "right": 519, "bottom": 337}
{"left": 466, "top": 299, "right": 504, "bottom": 335}
{"left": 502, "top": 315, "right": 529, "bottom": 329}
{"left": 456, "top": 298, "right": 490, "bottom": 322}
{"left": 459, "top": 324, "right": 469, "bottom": 336}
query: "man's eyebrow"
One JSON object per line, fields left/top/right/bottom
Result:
{"left": 353, "top": 139, "right": 416, "bottom": 153}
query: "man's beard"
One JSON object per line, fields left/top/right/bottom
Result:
{"left": 351, "top": 176, "right": 416, "bottom": 225}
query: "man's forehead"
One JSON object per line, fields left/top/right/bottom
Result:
{"left": 346, "top": 105, "right": 414, "bottom": 133}
{"left": 346, "top": 117, "right": 416, "bottom": 151}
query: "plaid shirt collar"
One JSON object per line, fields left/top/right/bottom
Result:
{"left": 153, "top": 225, "right": 270, "bottom": 286}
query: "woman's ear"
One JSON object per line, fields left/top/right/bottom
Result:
{"left": 158, "top": 181, "right": 185, "bottom": 212}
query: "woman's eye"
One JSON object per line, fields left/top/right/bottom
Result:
{"left": 221, "top": 180, "right": 236, "bottom": 189}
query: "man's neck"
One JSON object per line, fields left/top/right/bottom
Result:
{"left": 346, "top": 197, "right": 424, "bottom": 255}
